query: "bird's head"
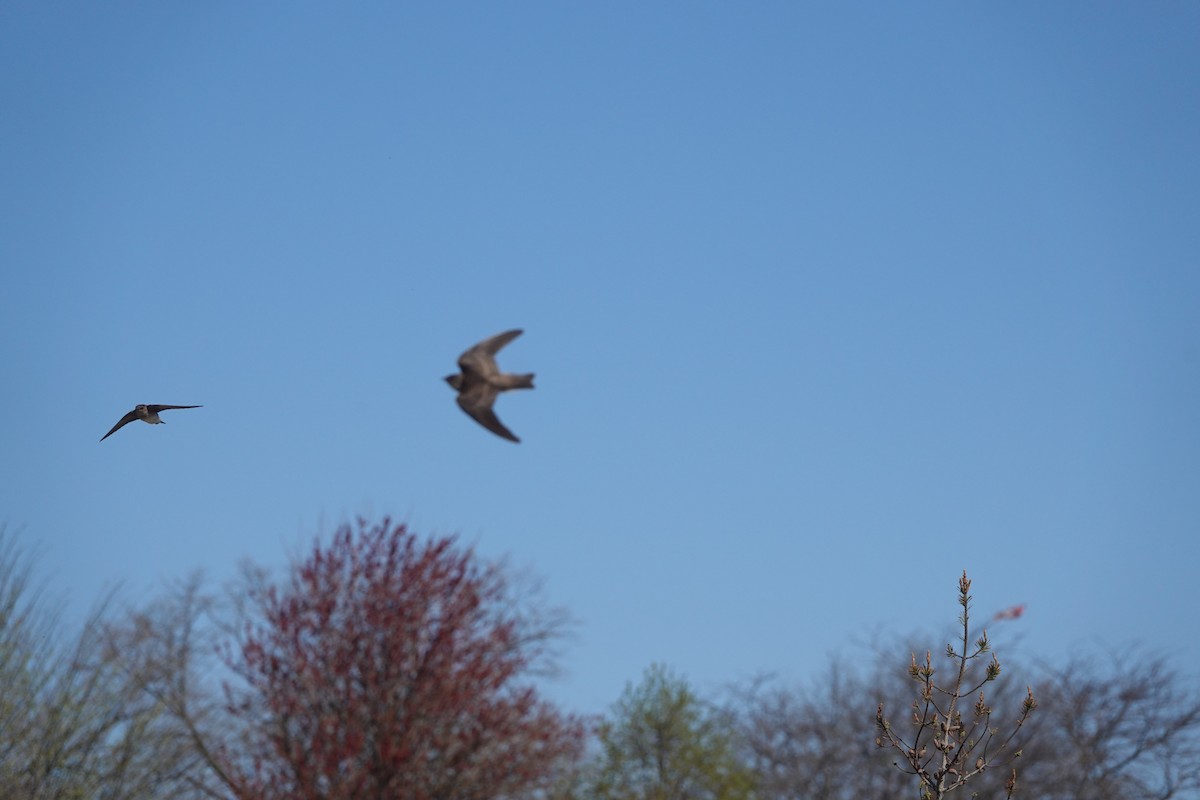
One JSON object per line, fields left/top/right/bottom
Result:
{"left": 444, "top": 374, "right": 463, "bottom": 390}
{"left": 135, "top": 404, "right": 148, "bottom": 413}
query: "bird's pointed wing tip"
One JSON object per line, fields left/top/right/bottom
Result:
{"left": 457, "top": 396, "right": 520, "bottom": 442}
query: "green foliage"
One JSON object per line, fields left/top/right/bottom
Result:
{"left": 588, "top": 663, "right": 756, "bottom": 800}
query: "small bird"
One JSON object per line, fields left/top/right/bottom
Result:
{"left": 100, "top": 404, "right": 202, "bottom": 442}
{"left": 445, "top": 329, "right": 534, "bottom": 443}
{"left": 992, "top": 603, "right": 1027, "bottom": 622}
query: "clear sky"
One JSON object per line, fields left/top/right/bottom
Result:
{"left": 2, "top": 3, "right": 1198, "bottom": 715}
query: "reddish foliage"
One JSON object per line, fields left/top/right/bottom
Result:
{"left": 219, "top": 518, "right": 585, "bottom": 800}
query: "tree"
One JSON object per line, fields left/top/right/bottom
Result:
{"left": 729, "top": 570, "right": 1200, "bottom": 800}
{"left": 875, "top": 572, "right": 1036, "bottom": 799}
{"left": 586, "top": 663, "right": 756, "bottom": 800}
{"left": 727, "top": 572, "right": 1040, "bottom": 800}
{"left": 1016, "top": 650, "right": 1200, "bottom": 799}
{"left": 0, "top": 526, "right": 205, "bottom": 799}
{"left": 735, "top": 644, "right": 1200, "bottom": 800}
{"left": 211, "top": 517, "right": 586, "bottom": 800}
{"left": 731, "top": 661, "right": 914, "bottom": 800}
{"left": 101, "top": 572, "right": 243, "bottom": 799}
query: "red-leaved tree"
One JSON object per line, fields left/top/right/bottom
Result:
{"left": 217, "top": 518, "right": 586, "bottom": 800}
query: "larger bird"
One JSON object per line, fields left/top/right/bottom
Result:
{"left": 100, "top": 404, "right": 202, "bottom": 442}
{"left": 445, "top": 329, "right": 534, "bottom": 443}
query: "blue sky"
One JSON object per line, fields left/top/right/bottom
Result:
{"left": 2, "top": 3, "right": 1198, "bottom": 714}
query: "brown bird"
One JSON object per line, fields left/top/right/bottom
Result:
{"left": 100, "top": 404, "right": 202, "bottom": 442}
{"left": 445, "top": 329, "right": 534, "bottom": 443}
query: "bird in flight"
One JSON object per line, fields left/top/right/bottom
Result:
{"left": 100, "top": 404, "right": 202, "bottom": 442}
{"left": 992, "top": 603, "right": 1027, "bottom": 622}
{"left": 445, "top": 329, "right": 534, "bottom": 443}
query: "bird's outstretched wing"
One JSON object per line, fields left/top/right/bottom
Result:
{"left": 457, "top": 329, "right": 523, "bottom": 377}
{"left": 147, "top": 404, "right": 203, "bottom": 413}
{"left": 100, "top": 409, "right": 140, "bottom": 442}
{"left": 456, "top": 385, "right": 519, "bottom": 443}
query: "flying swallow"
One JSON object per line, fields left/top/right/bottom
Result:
{"left": 445, "top": 329, "right": 534, "bottom": 443}
{"left": 100, "top": 404, "right": 202, "bottom": 442}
